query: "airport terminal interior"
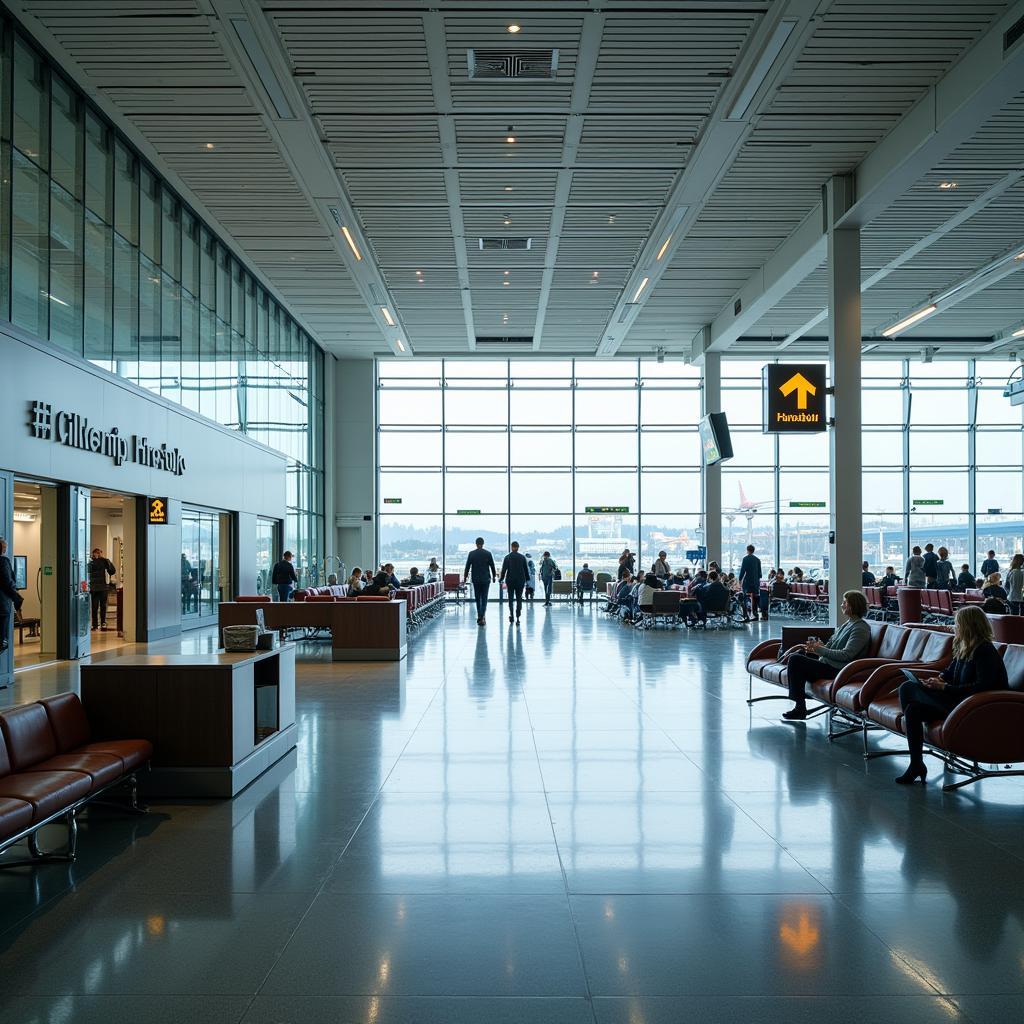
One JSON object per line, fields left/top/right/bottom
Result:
{"left": 1, "top": 1, "right": 1024, "bottom": 1021}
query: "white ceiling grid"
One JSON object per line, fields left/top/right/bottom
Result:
{"left": 15, "top": 0, "right": 1024, "bottom": 359}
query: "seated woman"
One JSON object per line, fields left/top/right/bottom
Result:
{"left": 896, "top": 604, "right": 1008, "bottom": 784}
{"left": 982, "top": 572, "right": 1007, "bottom": 605}
{"left": 782, "top": 590, "right": 870, "bottom": 721}
{"left": 347, "top": 567, "right": 363, "bottom": 592}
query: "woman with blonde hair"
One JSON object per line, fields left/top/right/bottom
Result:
{"left": 895, "top": 604, "right": 1008, "bottom": 784}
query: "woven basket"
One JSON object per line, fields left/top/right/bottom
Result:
{"left": 222, "top": 625, "right": 260, "bottom": 652}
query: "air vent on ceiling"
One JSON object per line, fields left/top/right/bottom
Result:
{"left": 479, "top": 237, "right": 532, "bottom": 251}
{"left": 1005, "top": 14, "right": 1024, "bottom": 52}
{"left": 475, "top": 336, "right": 533, "bottom": 346}
{"left": 467, "top": 49, "right": 559, "bottom": 80}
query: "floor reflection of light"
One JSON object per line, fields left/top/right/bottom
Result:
{"left": 145, "top": 913, "right": 166, "bottom": 937}
{"left": 367, "top": 995, "right": 381, "bottom": 1023}
{"left": 377, "top": 956, "right": 390, "bottom": 988}
{"left": 603, "top": 900, "right": 615, "bottom": 920}
{"left": 777, "top": 903, "right": 822, "bottom": 971}
{"left": 396, "top": 900, "right": 406, "bottom": 921}
{"left": 618, "top": 955, "right": 629, "bottom": 974}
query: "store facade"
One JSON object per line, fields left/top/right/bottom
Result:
{"left": 1, "top": 326, "right": 286, "bottom": 687}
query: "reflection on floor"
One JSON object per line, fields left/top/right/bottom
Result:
{"left": 13, "top": 626, "right": 132, "bottom": 673}
{"left": 1, "top": 603, "right": 1022, "bottom": 1023}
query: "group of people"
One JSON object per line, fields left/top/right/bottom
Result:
{"left": 463, "top": 538, "right": 560, "bottom": 626}
{"left": 891, "top": 544, "right": 1024, "bottom": 613}
{"left": 781, "top": 589, "right": 1009, "bottom": 786}
{"left": 605, "top": 545, "right": 769, "bottom": 628}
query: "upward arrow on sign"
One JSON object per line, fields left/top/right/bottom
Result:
{"left": 779, "top": 372, "right": 817, "bottom": 410}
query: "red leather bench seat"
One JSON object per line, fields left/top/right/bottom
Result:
{"left": 39, "top": 693, "right": 153, "bottom": 772}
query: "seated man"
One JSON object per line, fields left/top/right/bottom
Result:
{"left": 383, "top": 563, "right": 402, "bottom": 589}
{"left": 632, "top": 573, "right": 663, "bottom": 628}
{"left": 403, "top": 567, "right": 425, "bottom": 586}
{"left": 361, "top": 571, "right": 394, "bottom": 597}
{"left": 576, "top": 563, "right": 595, "bottom": 603}
{"left": 694, "top": 571, "right": 730, "bottom": 625}
{"left": 861, "top": 561, "right": 876, "bottom": 586}
{"left": 878, "top": 566, "right": 899, "bottom": 591}
{"left": 955, "top": 564, "right": 975, "bottom": 592}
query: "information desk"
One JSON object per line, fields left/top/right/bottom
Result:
{"left": 80, "top": 645, "right": 297, "bottom": 798}
{"left": 218, "top": 600, "right": 407, "bottom": 661}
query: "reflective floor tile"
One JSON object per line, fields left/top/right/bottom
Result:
{"left": 0, "top": 891, "right": 311, "bottom": 995}
{"left": 838, "top": 892, "right": 1024, "bottom": 993}
{"left": 591, "top": 995, "right": 969, "bottom": 1024}
{"left": 261, "top": 894, "right": 587, "bottom": 996}
{"left": 571, "top": 894, "right": 928, "bottom": 996}
{"left": 242, "top": 995, "right": 595, "bottom": 1024}
{"left": 0, "top": 995, "right": 251, "bottom": 1024}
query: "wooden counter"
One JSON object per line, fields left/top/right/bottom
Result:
{"left": 80, "top": 645, "right": 297, "bottom": 798}
{"left": 218, "top": 600, "right": 407, "bottom": 661}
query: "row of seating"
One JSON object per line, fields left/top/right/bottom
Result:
{"left": 0, "top": 693, "right": 151, "bottom": 864}
{"left": 746, "top": 622, "right": 1024, "bottom": 790}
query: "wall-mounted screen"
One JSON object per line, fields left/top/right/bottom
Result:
{"left": 13, "top": 555, "right": 27, "bottom": 590}
{"left": 699, "top": 412, "right": 733, "bottom": 466}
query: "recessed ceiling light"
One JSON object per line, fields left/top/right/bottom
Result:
{"left": 1012, "top": 327, "right": 1024, "bottom": 338}
{"left": 503, "top": 216, "right": 512, "bottom": 226}
{"left": 340, "top": 225, "right": 362, "bottom": 261}
{"left": 381, "top": 307, "right": 395, "bottom": 327}
{"left": 507, "top": 23, "right": 521, "bottom": 34}
{"left": 503, "top": 280, "right": 509, "bottom": 286}
{"left": 504, "top": 186, "right": 513, "bottom": 192}
{"left": 881, "top": 304, "right": 937, "bottom": 337}
{"left": 503, "top": 270, "right": 509, "bottom": 276}
{"left": 205, "top": 142, "right": 215, "bottom": 150}
{"left": 395, "top": 337, "right": 405, "bottom": 352}
{"left": 608, "top": 214, "right": 616, "bottom": 225}
{"left": 506, "top": 126, "right": 516, "bottom": 144}
{"left": 938, "top": 181, "right": 958, "bottom": 190}
{"left": 1015, "top": 250, "right": 1024, "bottom": 260}
{"left": 415, "top": 270, "right": 422, "bottom": 276}
{"left": 632, "top": 276, "right": 650, "bottom": 303}
{"left": 656, "top": 234, "right": 673, "bottom": 260}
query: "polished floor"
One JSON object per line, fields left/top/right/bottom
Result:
{"left": 1, "top": 602, "right": 1023, "bottom": 1023}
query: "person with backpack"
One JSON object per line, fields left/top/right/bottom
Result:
{"left": 524, "top": 552, "right": 537, "bottom": 602}
{"left": 539, "top": 551, "right": 558, "bottom": 606}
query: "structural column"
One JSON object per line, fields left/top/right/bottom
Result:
{"left": 825, "top": 175, "right": 862, "bottom": 625}
{"left": 701, "top": 350, "right": 722, "bottom": 568}
{"left": 333, "top": 359, "right": 377, "bottom": 576}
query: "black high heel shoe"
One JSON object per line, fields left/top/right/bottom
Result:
{"left": 895, "top": 763, "right": 928, "bottom": 785}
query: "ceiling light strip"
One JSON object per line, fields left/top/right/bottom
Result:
{"left": 881, "top": 305, "right": 937, "bottom": 337}
{"left": 725, "top": 19, "right": 797, "bottom": 121}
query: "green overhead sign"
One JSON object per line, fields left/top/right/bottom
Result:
{"left": 383, "top": 498, "right": 402, "bottom": 504}
{"left": 457, "top": 509, "right": 481, "bottom": 515}
{"left": 789, "top": 501, "right": 826, "bottom": 508}
{"left": 913, "top": 499, "right": 944, "bottom": 506}
{"left": 586, "top": 506, "right": 629, "bottom": 514}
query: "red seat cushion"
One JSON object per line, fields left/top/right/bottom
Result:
{"left": 0, "top": 771, "right": 92, "bottom": 823}
{"left": 31, "top": 752, "right": 124, "bottom": 788}
{"left": 0, "top": 797, "right": 33, "bottom": 841}
{"left": 0, "top": 704, "right": 58, "bottom": 771}
{"left": 37, "top": 693, "right": 92, "bottom": 753}
{"left": 75, "top": 739, "right": 153, "bottom": 773}
{"left": 867, "top": 696, "right": 905, "bottom": 734}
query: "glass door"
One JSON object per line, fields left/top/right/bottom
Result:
{"left": 0, "top": 471, "right": 12, "bottom": 689}
{"left": 68, "top": 486, "right": 91, "bottom": 659}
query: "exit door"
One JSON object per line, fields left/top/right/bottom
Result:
{"left": 67, "top": 486, "right": 91, "bottom": 660}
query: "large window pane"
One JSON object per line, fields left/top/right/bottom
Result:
{"left": 575, "top": 431, "right": 637, "bottom": 467}
{"left": 48, "top": 181, "right": 83, "bottom": 352}
{"left": 574, "top": 472, "right": 637, "bottom": 513}
{"left": 50, "top": 76, "right": 81, "bottom": 198}
{"left": 84, "top": 111, "right": 111, "bottom": 222}
{"left": 510, "top": 471, "right": 572, "bottom": 511}
{"left": 13, "top": 37, "right": 47, "bottom": 169}
{"left": 113, "top": 232, "right": 139, "bottom": 375}
{"left": 379, "top": 516, "right": 442, "bottom": 573}
{"left": 84, "top": 210, "right": 112, "bottom": 369}
{"left": 139, "top": 166, "right": 159, "bottom": 264}
{"left": 11, "top": 150, "right": 48, "bottom": 337}
{"left": 378, "top": 472, "right": 441, "bottom": 514}
{"left": 510, "top": 430, "right": 571, "bottom": 466}
{"left": 113, "top": 141, "right": 137, "bottom": 244}
{"left": 445, "top": 472, "right": 509, "bottom": 514}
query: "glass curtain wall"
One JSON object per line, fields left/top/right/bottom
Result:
{"left": 180, "top": 506, "right": 232, "bottom": 620}
{"left": 377, "top": 359, "right": 703, "bottom": 581}
{"left": 379, "top": 357, "right": 1023, "bottom": 583}
{"left": 0, "top": 16, "right": 324, "bottom": 578}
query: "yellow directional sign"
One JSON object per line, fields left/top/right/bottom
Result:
{"left": 147, "top": 496, "right": 169, "bottom": 525}
{"left": 779, "top": 372, "right": 816, "bottom": 410}
{"left": 762, "top": 364, "right": 826, "bottom": 434}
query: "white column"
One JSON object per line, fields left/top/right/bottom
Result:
{"left": 702, "top": 351, "right": 722, "bottom": 567}
{"left": 825, "top": 176, "right": 862, "bottom": 625}
{"left": 333, "top": 359, "right": 377, "bottom": 575}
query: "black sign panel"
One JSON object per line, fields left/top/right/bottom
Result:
{"left": 147, "top": 497, "right": 169, "bottom": 525}
{"left": 762, "top": 364, "right": 827, "bottom": 433}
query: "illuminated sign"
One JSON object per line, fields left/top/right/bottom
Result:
{"left": 585, "top": 506, "right": 629, "bottom": 514}
{"left": 762, "top": 365, "right": 826, "bottom": 434}
{"left": 456, "top": 509, "right": 481, "bottom": 515}
{"left": 147, "top": 497, "right": 169, "bottom": 525}
{"left": 789, "top": 501, "right": 826, "bottom": 508}
{"left": 383, "top": 498, "right": 402, "bottom": 504}
{"left": 28, "top": 400, "right": 186, "bottom": 476}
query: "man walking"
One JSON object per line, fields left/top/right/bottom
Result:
{"left": 0, "top": 537, "right": 23, "bottom": 654}
{"left": 738, "top": 543, "right": 763, "bottom": 621}
{"left": 87, "top": 547, "right": 117, "bottom": 630}
{"left": 272, "top": 550, "right": 298, "bottom": 601}
{"left": 500, "top": 541, "right": 529, "bottom": 626}
{"left": 464, "top": 537, "right": 497, "bottom": 625}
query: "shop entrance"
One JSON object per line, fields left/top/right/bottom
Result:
{"left": 10, "top": 481, "right": 137, "bottom": 671}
